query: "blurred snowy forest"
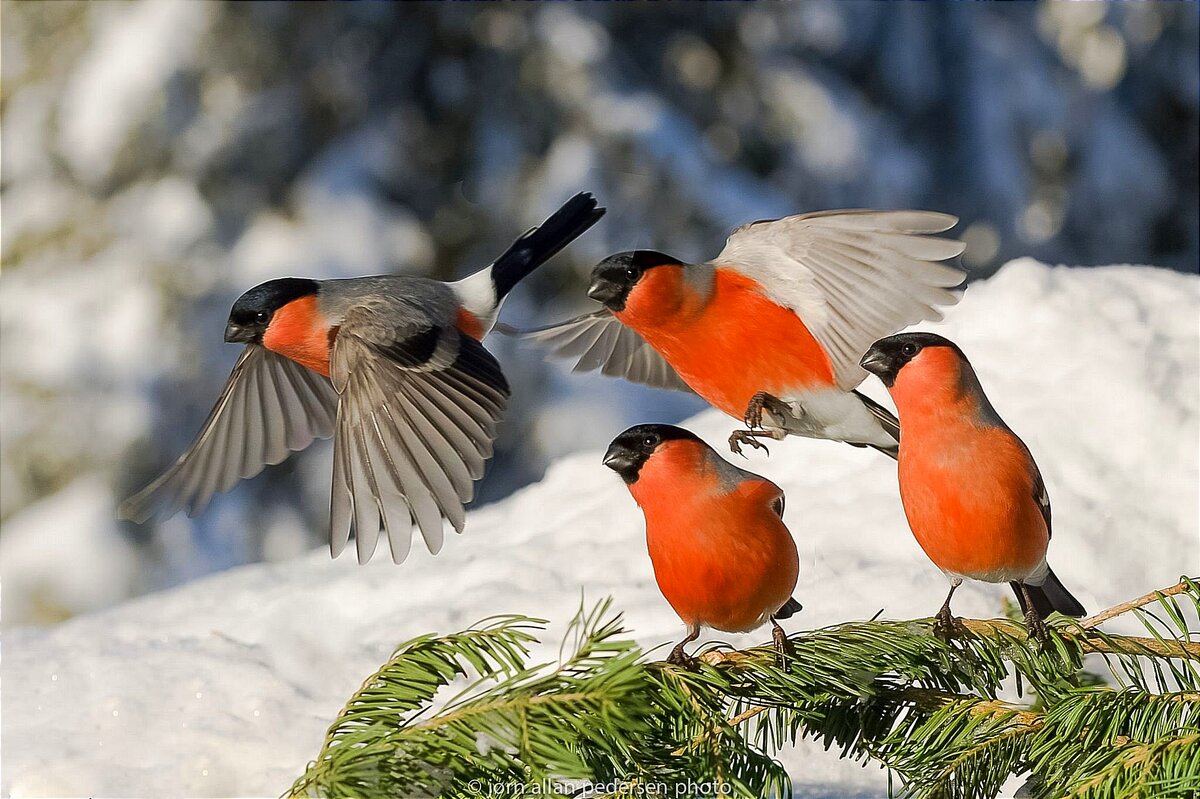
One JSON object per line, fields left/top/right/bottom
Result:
{"left": 2, "top": 1, "right": 1197, "bottom": 625}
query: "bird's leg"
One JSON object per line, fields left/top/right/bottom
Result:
{"left": 933, "top": 579, "right": 964, "bottom": 639}
{"left": 744, "top": 391, "right": 794, "bottom": 430}
{"left": 729, "top": 392, "right": 791, "bottom": 456}
{"left": 666, "top": 625, "right": 701, "bottom": 669}
{"left": 727, "top": 429, "right": 774, "bottom": 457}
{"left": 770, "top": 616, "right": 794, "bottom": 668}
{"left": 1018, "top": 582, "right": 1050, "bottom": 645}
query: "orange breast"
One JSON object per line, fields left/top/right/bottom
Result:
{"left": 895, "top": 374, "right": 1049, "bottom": 582}
{"left": 617, "top": 268, "right": 835, "bottom": 418}
{"left": 261, "top": 295, "right": 333, "bottom": 377}
{"left": 631, "top": 445, "right": 799, "bottom": 633}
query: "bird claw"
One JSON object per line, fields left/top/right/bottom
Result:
{"left": 728, "top": 430, "right": 770, "bottom": 458}
{"left": 743, "top": 391, "right": 792, "bottom": 430}
{"left": 666, "top": 644, "right": 699, "bottom": 670}
{"left": 1024, "top": 611, "right": 1050, "bottom": 647}
{"left": 933, "top": 607, "right": 966, "bottom": 640}
{"left": 771, "top": 623, "right": 794, "bottom": 669}
{"left": 744, "top": 391, "right": 769, "bottom": 429}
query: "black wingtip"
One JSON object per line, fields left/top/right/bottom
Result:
{"left": 491, "top": 192, "right": 606, "bottom": 299}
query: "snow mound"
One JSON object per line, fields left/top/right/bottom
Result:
{"left": 3, "top": 261, "right": 1197, "bottom": 797}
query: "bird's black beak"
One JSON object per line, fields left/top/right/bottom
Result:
{"left": 860, "top": 348, "right": 896, "bottom": 387}
{"left": 224, "top": 323, "right": 255, "bottom": 344}
{"left": 587, "top": 277, "right": 624, "bottom": 308}
{"left": 603, "top": 443, "right": 642, "bottom": 484}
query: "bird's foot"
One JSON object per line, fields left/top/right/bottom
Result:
{"left": 933, "top": 606, "right": 965, "bottom": 640}
{"left": 1024, "top": 610, "right": 1050, "bottom": 647}
{"left": 666, "top": 642, "right": 699, "bottom": 670}
{"left": 744, "top": 391, "right": 793, "bottom": 430}
{"left": 728, "top": 429, "right": 772, "bottom": 457}
{"left": 771, "top": 622, "right": 794, "bottom": 669}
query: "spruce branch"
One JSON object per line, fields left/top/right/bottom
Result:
{"left": 291, "top": 578, "right": 1200, "bottom": 799}
{"left": 1080, "top": 577, "right": 1197, "bottom": 628}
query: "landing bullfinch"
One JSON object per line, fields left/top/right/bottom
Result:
{"left": 603, "top": 424, "right": 801, "bottom": 666}
{"left": 120, "top": 193, "right": 605, "bottom": 564}
{"left": 521, "top": 211, "right": 965, "bottom": 459}
{"left": 859, "top": 332, "right": 1086, "bottom": 640}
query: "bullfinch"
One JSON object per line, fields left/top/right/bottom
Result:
{"left": 859, "top": 332, "right": 1086, "bottom": 640}
{"left": 520, "top": 211, "right": 965, "bottom": 459}
{"left": 603, "top": 424, "right": 801, "bottom": 666}
{"left": 120, "top": 193, "right": 605, "bottom": 564}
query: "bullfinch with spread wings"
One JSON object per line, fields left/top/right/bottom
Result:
{"left": 121, "top": 193, "right": 605, "bottom": 564}
{"left": 520, "top": 210, "right": 965, "bottom": 458}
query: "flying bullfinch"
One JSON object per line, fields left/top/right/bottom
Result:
{"left": 859, "top": 332, "right": 1086, "bottom": 641}
{"left": 603, "top": 424, "right": 801, "bottom": 666}
{"left": 519, "top": 211, "right": 965, "bottom": 459}
{"left": 120, "top": 193, "right": 605, "bottom": 564}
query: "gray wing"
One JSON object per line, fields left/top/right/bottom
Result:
{"left": 1032, "top": 462, "right": 1052, "bottom": 539}
{"left": 510, "top": 311, "right": 693, "bottom": 393}
{"left": 119, "top": 346, "right": 339, "bottom": 522}
{"left": 330, "top": 308, "right": 510, "bottom": 565}
{"left": 715, "top": 209, "right": 965, "bottom": 390}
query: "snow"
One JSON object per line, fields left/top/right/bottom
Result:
{"left": 56, "top": 0, "right": 214, "bottom": 186}
{"left": 0, "top": 478, "right": 140, "bottom": 627}
{"left": 3, "top": 261, "right": 1197, "bottom": 797}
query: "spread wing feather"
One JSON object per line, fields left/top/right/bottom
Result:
{"left": 118, "top": 346, "right": 339, "bottom": 523}
{"left": 715, "top": 209, "right": 966, "bottom": 390}
{"left": 508, "top": 312, "right": 693, "bottom": 393}
{"left": 330, "top": 314, "right": 509, "bottom": 565}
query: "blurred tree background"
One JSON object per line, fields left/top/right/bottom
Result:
{"left": 1, "top": 1, "right": 1196, "bottom": 623}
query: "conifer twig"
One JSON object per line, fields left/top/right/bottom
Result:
{"left": 295, "top": 580, "right": 1200, "bottom": 799}
{"left": 957, "top": 618, "right": 1200, "bottom": 660}
{"left": 1079, "top": 578, "right": 1192, "bottom": 628}
{"left": 698, "top": 619, "right": 1200, "bottom": 664}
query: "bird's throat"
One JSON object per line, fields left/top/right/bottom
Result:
{"left": 262, "top": 295, "right": 334, "bottom": 377}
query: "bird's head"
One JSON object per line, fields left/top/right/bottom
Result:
{"left": 587, "top": 250, "right": 681, "bottom": 313}
{"left": 602, "top": 423, "right": 701, "bottom": 485}
{"left": 860, "top": 332, "right": 965, "bottom": 388}
{"left": 225, "top": 278, "right": 320, "bottom": 344}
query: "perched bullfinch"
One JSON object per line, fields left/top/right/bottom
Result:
{"left": 120, "top": 193, "right": 605, "bottom": 564}
{"left": 859, "top": 332, "right": 1086, "bottom": 641}
{"left": 603, "top": 424, "right": 801, "bottom": 666}
{"left": 521, "top": 211, "right": 965, "bottom": 459}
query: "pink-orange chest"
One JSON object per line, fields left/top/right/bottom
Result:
{"left": 618, "top": 270, "right": 835, "bottom": 417}
{"left": 261, "top": 296, "right": 334, "bottom": 377}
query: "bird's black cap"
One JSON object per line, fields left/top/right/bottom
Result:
{"left": 587, "top": 250, "right": 680, "bottom": 311}
{"left": 602, "top": 423, "right": 700, "bottom": 484}
{"left": 860, "top": 332, "right": 963, "bottom": 387}
{"left": 225, "top": 277, "right": 319, "bottom": 344}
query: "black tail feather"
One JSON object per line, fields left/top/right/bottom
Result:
{"left": 774, "top": 597, "right": 803, "bottom": 620}
{"left": 853, "top": 390, "right": 901, "bottom": 440}
{"left": 1012, "top": 569, "right": 1086, "bottom": 618}
{"left": 866, "top": 442, "right": 900, "bottom": 460}
{"left": 850, "top": 390, "right": 900, "bottom": 459}
{"left": 491, "top": 192, "right": 606, "bottom": 299}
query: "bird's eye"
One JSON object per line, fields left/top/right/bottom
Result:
{"left": 901, "top": 342, "right": 918, "bottom": 356}
{"left": 642, "top": 435, "right": 658, "bottom": 448}
{"left": 625, "top": 266, "right": 640, "bottom": 281}
{"left": 255, "top": 311, "right": 269, "bottom": 324}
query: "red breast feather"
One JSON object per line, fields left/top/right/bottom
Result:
{"left": 262, "top": 295, "right": 334, "bottom": 377}
{"left": 630, "top": 440, "right": 799, "bottom": 633}
{"left": 891, "top": 348, "right": 1049, "bottom": 582}
{"left": 617, "top": 267, "right": 836, "bottom": 418}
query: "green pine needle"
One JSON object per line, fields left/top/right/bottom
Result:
{"left": 289, "top": 578, "right": 1200, "bottom": 799}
